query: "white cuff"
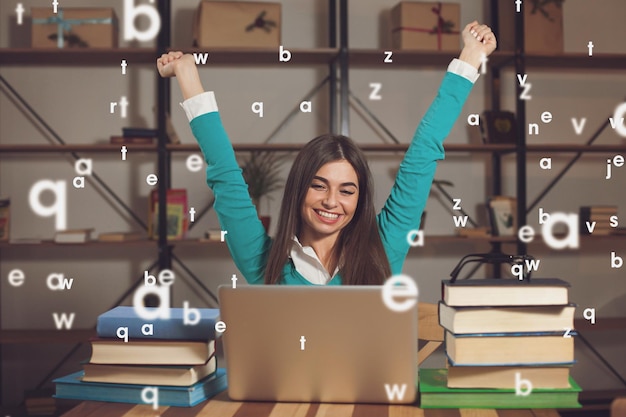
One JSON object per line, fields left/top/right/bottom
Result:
{"left": 447, "top": 58, "right": 479, "bottom": 83}
{"left": 180, "top": 91, "right": 218, "bottom": 121}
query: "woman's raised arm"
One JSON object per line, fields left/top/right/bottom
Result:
{"left": 157, "top": 51, "right": 204, "bottom": 100}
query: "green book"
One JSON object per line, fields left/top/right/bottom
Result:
{"left": 419, "top": 369, "right": 581, "bottom": 409}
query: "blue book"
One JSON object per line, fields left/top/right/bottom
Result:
{"left": 96, "top": 306, "right": 221, "bottom": 340}
{"left": 54, "top": 368, "right": 227, "bottom": 407}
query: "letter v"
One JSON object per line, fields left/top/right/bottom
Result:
{"left": 571, "top": 117, "right": 586, "bottom": 135}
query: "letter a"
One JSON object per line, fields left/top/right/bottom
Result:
{"left": 467, "top": 113, "right": 480, "bottom": 126}
{"left": 540, "top": 157, "right": 552, "bottom": 169}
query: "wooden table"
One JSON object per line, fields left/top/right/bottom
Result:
{"left": 61, "top": 392, "right": 562, "bottom": 417}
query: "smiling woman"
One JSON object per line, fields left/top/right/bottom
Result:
{"left": 265, "top": 134, "right": 390, "bottom": 285}
{"left": 157, "top": 21, "right": 497, "bottom": 286}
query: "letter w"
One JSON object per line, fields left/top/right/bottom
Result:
{"left": 525, "top": 259, "right": 541, "bottom": 271}
{"left": 384, "top": 383, "right": 407, "bottom": 401}
{"left": 609, "top": 117, "right": 624, "bottom": 129}
{"left": 53, "top": 312, "right": 76, "bottom": 329}
{"left": 453, "top": 215, "right": 469, "bottom": 227}
{"left": 193, "top": 53, "right": 209, "bottom": 65}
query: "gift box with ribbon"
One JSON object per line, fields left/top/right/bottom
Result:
{"left": 193, "top": 1, "right": 281, "bottom": 48}
{"left": 498, "top": 0, "right": 564, "bottom": 53}
{"left": 31, "top": 7, "right": 118, "bottom": 48}
{"left": 390, "top": 1, "right": 460, "bottom": 51}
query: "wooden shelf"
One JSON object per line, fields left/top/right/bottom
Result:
{"left": 3, "top": 48, "right": 625, "bottom": 71}
{"left": 522, "top": 52, "right": 626, "bottom": 70}
{"left": 0, "top": 144, "right": 157, "bottom": 153}
{"left": 526, "top": 144, "right": 626, "bottom": 153}
{"left": 167, "top": 143, "right": 518, "bottom": 152}
{"left": 2, "top": 143, "right": 625, "bottom": 154}
{"left": 348, "top": 50, "right": 626, "bottom": 70}
{"left": 0, "top": 239, "right": 155, "bottom": 248}
{"left": 178, "top": 47, "right": 338, "bottom": 65}
{"left": 0, "top": 47, "right": 339, "bottom": 66}
{"left": 0, "top": 48, "right": 157, "bottom": 65}
{"left": 0, "top": 329, "right": 95, "bottom": 344}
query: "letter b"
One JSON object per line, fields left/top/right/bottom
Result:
{"left": 183, "top": 301, "right": 200, "bottom": 325}
{"left": 124, "top": 0, "right": 161, "bottom": 42}
{"left": 611, "top": 252, "right": 623, "bottom": 269}
{"left": 515, "top": 372, "right": 533, "bottom": 396}
{"left": 279, "top": 45, "right": 291, "bottom": 62}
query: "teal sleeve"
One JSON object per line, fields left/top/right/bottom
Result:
{"left": 377, "top": 72, "right": 474, "bottom": 274}
{"left": 189, "top": 112, "right": 270, "bottom": 285}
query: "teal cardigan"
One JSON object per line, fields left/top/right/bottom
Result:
{"left": 190, "top": 72, "right": 473, "bottom": 285}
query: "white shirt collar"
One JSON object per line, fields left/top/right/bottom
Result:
{"left": 289, "top": 236, "right": 339, "bottom": 285}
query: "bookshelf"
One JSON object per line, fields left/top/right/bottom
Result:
{"left": 1, "top": 0, "right": 625, "bottom": 408}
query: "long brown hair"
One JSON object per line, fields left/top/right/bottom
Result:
{"left": 264, "top": 134, "right": 391, "bottom": 285}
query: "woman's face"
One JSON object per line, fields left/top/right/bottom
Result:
{"left": 300, "top": 159, "right": 359, "bottom": 243}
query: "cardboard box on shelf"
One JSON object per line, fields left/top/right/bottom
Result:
{"left": 193, "top": 1, "right": 281, "bottom": 48}
{"left": 31, "top": 7, "right": 118, "bottom": 49}
{"left": 390, "top": 2, "right": 461, "bottom": 51}
{"left": 498, "top": 0, "right": 564, "bottom": 53}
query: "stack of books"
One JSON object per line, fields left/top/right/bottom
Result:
{"left": 580, "top": 205, "right": 618, "bottom": 235}
{"left": 420, "top": 278, "right": 582, "bottom": 409}
{"left": 54, "top": 306, "right": 227, "bottom": 407}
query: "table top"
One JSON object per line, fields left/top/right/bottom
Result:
{"left": 60, "top": 392, "right": 562, "bottom": 417}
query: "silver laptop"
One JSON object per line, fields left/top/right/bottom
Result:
{"left": 219, "top": 285, "right": 418, "bottom": 404}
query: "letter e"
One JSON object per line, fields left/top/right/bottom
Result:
{"left": 8, "top": 269, "right": 25, "bottom": 287}
{"left": 382, "top": 275, "right": 418, "bottom": 312}
{"left": 146, "top": 174, "right": 158, "bottom": 185}
{"left": 186, "top": 154, "right": 204, "bottom": 172}
{"left": 215, "top": 320, "right": 227, "bottom": 334}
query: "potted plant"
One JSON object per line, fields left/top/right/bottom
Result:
{"left": 239, "top": 151, "right": 285, "bottom": 232}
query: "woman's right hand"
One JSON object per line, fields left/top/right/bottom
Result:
{"left": 157, "top": 51, "right": 192, "bottom": 78}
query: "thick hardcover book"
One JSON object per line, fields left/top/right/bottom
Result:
{"left": 83, "top": 356, "right": 217, "bottom": 386}
{"left": 89, "top": 338, "right": 215, "bottom": 365}
{"left": 442, "top": 278, "right": 570, "bottom": 307}
{"left": 446, "top": 365, "right": 571, "bottom": 389}
{"left": 54, "top": 368, "right": 227, "bottom": 407}
{"left": 97, "top": 306, "right": 221, "bottom": 340}
{"left": 438, "top": 302, "right": 576, "bottom": 334}
{"left": 445, "top": 331, "right": 575, "bottom": 366}
{"left": 419, "top": 369, "right": 581, "bottom": 409}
